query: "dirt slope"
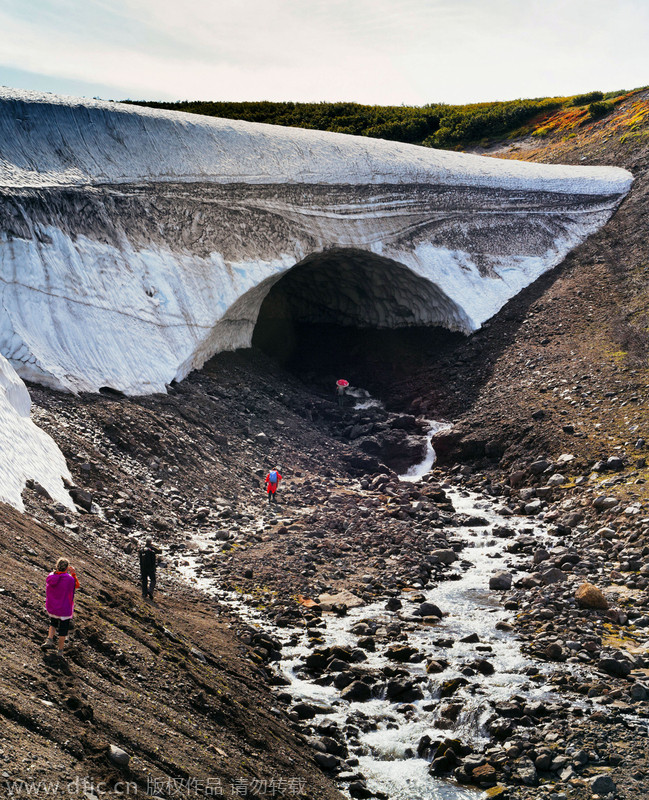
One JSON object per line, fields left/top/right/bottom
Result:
{"left": 392, "top": 89, "right": 649, "bottom": 470}
{"left": 0, "top": 497, "right": 343, "bottom": 799}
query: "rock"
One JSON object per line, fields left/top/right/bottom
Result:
{"left": 108, "top": 744, "right": 130, "bottom": 766}
{"left": 489, "top": 571, "right": 512, "bottom": 590}
{"left": 69, "top": 487, "right": 93, "bottom": 511}
{"left": 314, "top": 752, "right": 340, "bottom": 771}
{"left": 386, "top": 644, "right": 419, "bottom": 662}
{"left": 606, "top": 456, "right": 624, "bottom": 471}
{"left": 385, "top": 597, "right": 402, "bottom": 611}
{"left": 541, "top": 567, "right": 566, "bottom": 585}
{"left": 416, "top": 601, "right": 444, "bottom": 618}
{"left": 348, "top": 781, "right": 373, "bottom": 799}
{"left": 431, "top": 548, "right": 459, "bottom": 564}
{"left": 318, "top": 590, "right": 364, "bottom": 611}
{"left": 515, "top": 757, "right": 538, "bottom": 786}
{"left": 471, "top": 763, "right": 497, "bottom": 785}
{"left": 599, "top": 657, "right": 632, "bottom": 678}
{"left": 524, "top": 499, "right": 543, "bottom": 515}
{"left": 340, "top": 681, "right": 372, "bottom": 702}
{"left": 593, "top": 496, "right": 619, "bottom": 510}
{"left": 575, "top": 583, "right": 608, "bottom": 610}
{"left": 546, "top": 473, "right": 566, "bottom": 487}
{"left": 529, "top": 459, "right": 551, "bottom": 474}
{"left": 293, "top": 702, "right": 320, "bottom": 720}
{"left": 543, "top": 643, "right": 565, "bottom": 662}
{"left": 590, "top": 774, "right": 616, "bottom": 795}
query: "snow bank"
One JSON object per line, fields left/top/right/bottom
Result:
{"left": 0, "top": 354, "right": 73, "bottom": 511}
{"left": 0, "top": 89, "right": 634, "bottom": 395}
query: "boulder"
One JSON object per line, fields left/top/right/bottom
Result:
{"left": 575, "top": 583, "right": 608, "bottom": 610}
{"left": 431, "top": 548, "right": 459, "bottom": 564}
{"left": 340, "top": 681, "right": 372, "bottom": 702}
{"left": 590, "top": 774, "right": 617, "bottom": 795}
{"left": 318, "top": 590, "right": 364, "bottom": 611}
{"left": 489, "top": 571, "right": 512, "bottom": 590}
{"left": 416, "top": 601, "right": 444, "bottom": 618}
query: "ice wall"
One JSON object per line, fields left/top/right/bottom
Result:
{"left": 0, "top": 89, "right": 633, "bottom": 394}
{"left": 0, "top": 354, "right": 73, "bottom": 511}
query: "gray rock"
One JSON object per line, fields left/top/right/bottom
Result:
{"left": 489, "top": 571, "right": 512, "bottom": 590}
{"left": 541, "top": 567, "right": 566, "bottom": 585}
{"left": 108, "top": 745, "right": 130, "bottom": 766}
{"left": 593, "top": 496, "right": 619, "bottom": 510}
{"left": 524, "top": 499, "right": 543, "bottom": 515}
{"left": 590, "top": 774, "right": 616, "bottom": 795}
{"left": 431, "top": 548, "right": 459, "bottom": 564}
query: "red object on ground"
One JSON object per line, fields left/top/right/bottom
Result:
{"left": 336, "top": 379, "right": 349, "bottom": 387}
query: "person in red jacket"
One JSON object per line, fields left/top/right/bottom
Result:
{"left": 42, "top": 557, "right": 80, "bottom": 654}
{"left": 265, "top": 468, "right": 282, "bottom": 503}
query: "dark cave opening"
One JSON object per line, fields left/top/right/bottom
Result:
{"left": 251, "top": 249, "right": 465, "bottom": 396}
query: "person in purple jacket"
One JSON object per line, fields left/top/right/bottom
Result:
{"left": 42, "top": 558, "right": 80, "bottom": 654}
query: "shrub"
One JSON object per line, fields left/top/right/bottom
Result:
{"left": 589, "top": 100, "right": 615, "bottom": 119}
{"left": 570, "top": 91, "right": 604, "bottom": 106}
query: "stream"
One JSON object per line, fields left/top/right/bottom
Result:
{"left": 170, "top": 402, "right": 572, "bottom": 800}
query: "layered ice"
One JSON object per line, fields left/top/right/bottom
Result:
{"left": 0, "top": 89, "right": 633, "bottom": 394}
{"left": 0, "top": 353, "right": 73, "bottom": 511}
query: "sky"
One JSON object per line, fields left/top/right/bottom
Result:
{"left": 0, "top": 0, "right": 648, "bottom": 106}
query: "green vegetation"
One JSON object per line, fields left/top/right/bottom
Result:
{"left": 126, "top": 87, "right": 642, "bottom": 150}
{"left": 589, "top": 100, "right": 616, "bottom": 119}
{"left": 569, "top": 90, "right": 604, "bottom": 106}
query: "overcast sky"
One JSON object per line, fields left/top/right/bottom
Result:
{"left": 1, "top": 0, "right": 648, "bottom": 105}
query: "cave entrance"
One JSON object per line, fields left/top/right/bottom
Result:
{"left": 251, "top": 248, "right": 466, "bottom": 393}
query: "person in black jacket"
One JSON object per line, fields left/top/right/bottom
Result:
{"left": 139, "top": 538, "right": 158, "bottom": 600}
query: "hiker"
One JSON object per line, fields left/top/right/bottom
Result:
{"left": 265, "top": 468, "right": 282, "bottom": 503}
{"left": 336, "top": 379, "right": 349, "bottom": 407}
{"left": 42, "top": 558, "right": 79, "bottom": 654}
{"left": 139, "top": 538, "right": 158, "bottom": 600}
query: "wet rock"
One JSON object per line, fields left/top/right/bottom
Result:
{"left": 385, "top": 597, "right": 402, "bottom": 611}
{"left": 431, "top": 548, "right": 459, "bottom": 564}
{"left": 70, "top": 487, "right": 93, "bottom": 511}
{"left": 319, "top": 590, "right": 364, "bottom": 611}
{"left": 489, "top": 571, "right": 512, "bottom": 590}
{"left": 340, "top": 681, "right": 372, "bottom": 702}
{"left": 386, "top": 644, "right": 419, "bottom": 662}
{"left": 293, "top": 702, "right": 321, "bottom": 720}
{"left": 348, "top": 781, "right": 373, "bottom": 799}
{"left": 313, "top": 752, "right": 340, "bottom": 771}
{"left": 575, "top": 582, "right": 609, "bottom": 610}
{"left": 415, "top": 601, "right": 443, "bottom": 618}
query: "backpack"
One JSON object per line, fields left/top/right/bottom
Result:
{"left": 269, "top": 470, "right": 278, "bottom": 484}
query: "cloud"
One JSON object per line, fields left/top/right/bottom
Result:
{"left": 0, "top": 0, "right": 647, "bottom": 103}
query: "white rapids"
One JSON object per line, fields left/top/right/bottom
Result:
{"left": 170, "top": 438, "right": 574, "bottom": 800}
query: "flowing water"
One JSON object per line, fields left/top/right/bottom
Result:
{"left": 172, "top": 409, "right": 563, "bottom": 799}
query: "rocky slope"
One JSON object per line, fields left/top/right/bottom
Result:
{"left": 2, "top": 89, "right": 649, "bottom": 800}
